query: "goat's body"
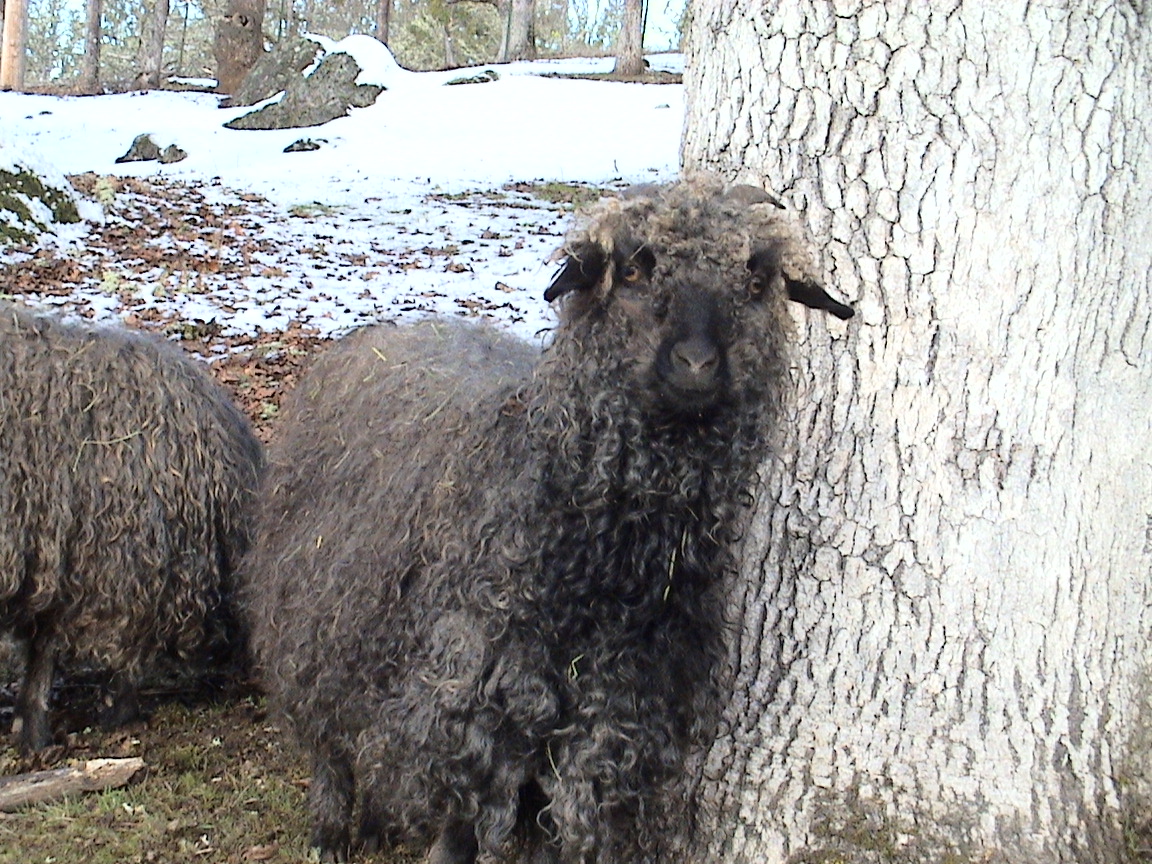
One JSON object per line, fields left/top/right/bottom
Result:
{"left": 0, "top": 303, "right": 264, "bottom": 750}
{"left": 251, "top": 317, "right": 738, "bottom": 860}
{"left": 246, "top": 178, "right": 854, "bottom": 863}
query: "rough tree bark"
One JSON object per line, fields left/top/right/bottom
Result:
{"left": 374, "top": 0, "right": 391, "bottom": 45}
{"left": 683, "top": 2, "right": 1152, "bottom": 862}
{"left": 80, "top": 0, "right": 102, "bottom": 94}
{"left": 504, "top": 0, "right": 535, "bottom": 61}
{"left": 133, "top": 0, "right": 170, "bottom": 89}
{"left": 612, "top": 0, "right": 644, "bottom": 76}
{"left": 0, "top": 0, "right": 27, "bottom": 91}
{"left": 213, "top": 0, "right": 265, "bottom": 94}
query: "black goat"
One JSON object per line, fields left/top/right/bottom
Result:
{"left": 244, "top": 176, "right": 853, "bottom": 863}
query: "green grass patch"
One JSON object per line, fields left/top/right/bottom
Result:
{"left": 0, "top": 697, "right": 330, "bottom": 864}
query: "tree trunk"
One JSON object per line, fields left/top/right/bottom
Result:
{"left": 503, "top": 0, "right": 534, "bottom": 61}
{"left": 442, "top": 15, "right": 457, "bottom": 68}
{"left": 682, "top": 2, "right": 1152, "bottom": 862}
{"left": 0, "top": 0, "right": 27, "bottom": 91}
{"left": 612, "top": 0, "right": 643, "bottom": 76}
{"left": 80, "top": 0, "right": 102, "bottom": 93}
{"left": 133, "top": 0, "right": 170, "bottom": 89}
{"left": 213, "top": 0, "right": 264, "bottom": 94}
{"left": 374, "top": 0, "right": 390, "bottom": 45}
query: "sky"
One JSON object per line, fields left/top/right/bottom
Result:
{"left": 0, "top": 35, "right": 685, "bottom": 341}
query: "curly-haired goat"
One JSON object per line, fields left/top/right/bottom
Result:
{"left": 244, "top": 177, "right": 854, "bottom": 863}
{"left": 0, "top": 303, "right": 264, "bottom": 751}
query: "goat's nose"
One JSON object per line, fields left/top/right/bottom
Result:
{"left": 671, "top": 337, "right": 719, "bottom": 384}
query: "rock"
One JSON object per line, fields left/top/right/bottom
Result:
{"left": 446, "top": 69, "right": 499, "bottom": 86}
{"left": 159, "top": 145, "right": 188, "bottom": 164}
{"left": 113, "top": 135, "right": 188, "bottom": 165}
{"left": 0, "top": 144, "right": 87, "bottom": 245}
{"left": 225, "top": 51, "right": 384, "bottom": 131}
{"left": 115, "top": 134, "right": 163, "bottom": 163}
{"left": 284, "top": 138, "right": 323, "bottom": 153}
{"left": 225, "top": 35, "right": 324, "bottom": 108}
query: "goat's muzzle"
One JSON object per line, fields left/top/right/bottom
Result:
{"left": 653, "top": 287, "right": 729, "bottom": 415}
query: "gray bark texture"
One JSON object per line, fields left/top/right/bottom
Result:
{"left": 681, "top": 2, "right": 1152, "bottom": 862}
{"left": 613, "top": 0, "right": 645, "bottom": 76}
{"left": 80, "top": 0, "right": 101, "bottom": 93}
{"left": 504, "top": 0, "right": 535, "bottom": 61}
{"left": 134, "top": 0, "right": 170, "bottom": 89}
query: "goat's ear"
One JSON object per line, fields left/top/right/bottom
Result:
{"left": 749, "top": 246, "right": 855, "bottom": 320}
{"left": 545, "top": 242, "right": 609, "bottom": 303}
{"left": 786, "top": 279, "right": 855, "bottom": 320}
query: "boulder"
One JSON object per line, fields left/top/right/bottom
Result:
{"left": 225, "top": 51, "right": 383, "bottom": 131}
{"left": 114, "top": 134, "right": 188, "bottom": 165}
{"left": 226, "top": 35, "right": 322, "bottom": 108}
{"left": 0, "top": 144, "right": 87, "bottom": 245}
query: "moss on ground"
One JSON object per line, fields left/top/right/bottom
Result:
{"left": 0, "top": 166, "right": 82, "bottom": 245}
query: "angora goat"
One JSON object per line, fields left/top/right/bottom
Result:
{"left": 0, "top": 303, "right": 264, "bottom": 751}
{"left": 245, "top": 177, "right": 854, "bottom": 863}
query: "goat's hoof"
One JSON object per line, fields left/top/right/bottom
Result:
{"left": 310, "top": 826, "right": 350, "bottom": 863}
{"left": 98, "top": 683, "right": 141, "bottom": 730}
{"left": 427, "top": 820, "right": 478, "bottom": 864}
{"left": 12, "top": 713, "right": 53, "bottom": 753}
{"left": 359, "top": 832, "right": 380, "bottom": 854}
{"left": 313, "top": 845, "right": 348, "bottom": 864}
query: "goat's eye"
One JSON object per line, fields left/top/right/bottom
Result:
{"left": 620, "top": 263, "right": 644, "bottom": 284}
{"left": 746, "top": 247, "right": 781, "bottom": 302}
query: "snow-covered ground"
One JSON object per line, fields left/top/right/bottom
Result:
{"left": 0, "top": 37, "right": 684, "bottom": 340}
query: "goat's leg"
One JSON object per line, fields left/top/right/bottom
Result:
{"left": 98, "top": 666, "right": 142, "bottom": 730}
{"left": 12, "top": 625, "right": 56, "bottom": 752}
{"left": 519, "top": 780, "right": 561, "bottom": 864}
{"left": 357, "top": 782, "right": 399, "bottom": 855}
{"left": 427, "top": 819, "right": 478, "bottom": 864}
{"left": 526, "top": 842, "right": 562, "bottom": 864}
{"left": 308, "top": 749, "right": 355, "bottom": 863}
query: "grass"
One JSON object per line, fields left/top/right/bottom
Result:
{"left": 0, "top": 694, "right": 323, "bottom": 864}
{"left": 502, "top": 180, "right": 606, "bottom": 208}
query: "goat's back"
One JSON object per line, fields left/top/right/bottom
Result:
{"left": 245, "top": 318, "right": 540, "bottom": 747}
{"left": 0, "top": 303, "right": 263, "bottom": 663}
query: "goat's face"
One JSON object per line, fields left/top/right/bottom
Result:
{"left": 546, "top": 184, "right": 853, "bottom": 421}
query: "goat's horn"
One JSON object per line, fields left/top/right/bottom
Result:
{"left": 619, "top": 182, "right": 662, "bottom": 200}
{"left": 722, "top": 185, "right": 785, "bottom": 209}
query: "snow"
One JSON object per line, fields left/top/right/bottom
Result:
{"left": 0, "top": 38, "right": 684, "bottom": 341}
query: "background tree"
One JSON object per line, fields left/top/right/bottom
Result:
{"left": 133, "top": 0, "right": 170, "bottom": 87}
{"left": 213, "top": 0, "right": 263, "bottom": 93}
{"left": 373, "top": 0, "right": 390, "bottom": 44}
{"left": 682, "top": 1, "right": 1151, "bottom": 861}
{"left": 503, "top": 0, "right": 533, "bottom": 60}
{"left": 1, "top": 0, "right": 28, "bottom": 90}
{"left": 611, "top": 0, "right": 642, "bottom": 76}
{"left": 80, "top": 0, "right": 102, "bottom": 92}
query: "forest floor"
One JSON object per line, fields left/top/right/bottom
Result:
{"left": 0, "top": 173, "right": 603, "bottom": 864}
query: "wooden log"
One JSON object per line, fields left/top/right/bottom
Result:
{"left": 0, "top": 757, "right": 145, "bottom": 811}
